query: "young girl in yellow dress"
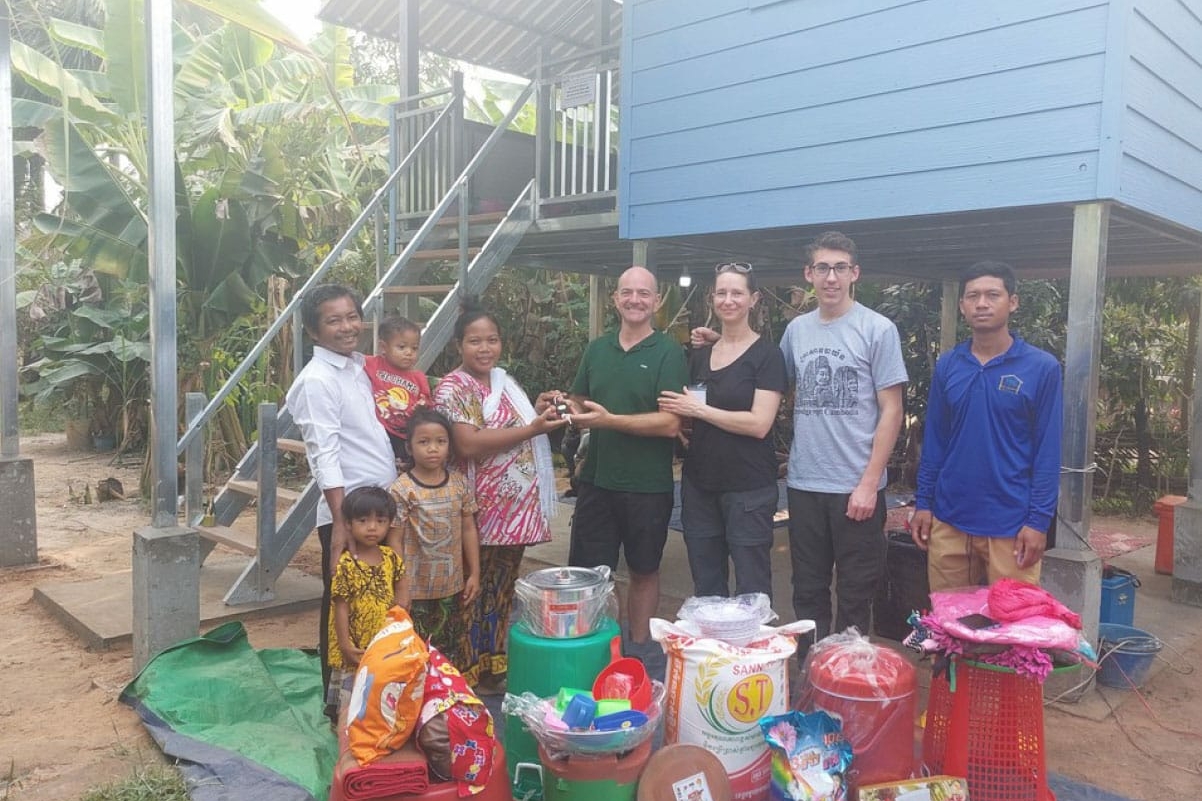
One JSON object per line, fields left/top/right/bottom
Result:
{"left": 327, "top": 486, "right": 408, "bottom": 712}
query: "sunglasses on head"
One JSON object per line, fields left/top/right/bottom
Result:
{"left": 715, "top": 262, "right": 753, "bottom": 274}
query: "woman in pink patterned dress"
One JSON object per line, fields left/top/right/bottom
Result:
{"left": 434, "top": 299, "right": 566, "bottom": 692}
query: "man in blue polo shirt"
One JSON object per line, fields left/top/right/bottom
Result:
{"left": 912, "top": 261, "right": 1063, "bottom": 588}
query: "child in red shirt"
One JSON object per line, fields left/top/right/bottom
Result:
{"left": 364, "top": 315, "right": 433, "bottom": 466}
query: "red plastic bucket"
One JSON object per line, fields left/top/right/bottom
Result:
{"left": 806, "top": 643, "right": 917, "bottom": 788}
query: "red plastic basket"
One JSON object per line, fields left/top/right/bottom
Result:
{"left": 922, "top": 658, "right": 1054, "bottom": 801}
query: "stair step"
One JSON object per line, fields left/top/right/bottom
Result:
{"left": 410, "top": 247, "right": 482, "bottom": 261}
{"left": 383, "top": 284, "right": 456, "bottom": 296}
{"left": 226, "top": 478, "right": 303, "bottom": 504}
{"left": 195, "top": 524, "right": 257, "bottom": 555}
{"left": 277, "top": 437, "right": 307, "bottom": 455}
{"left": 432, "top": 211, "right": 506, "bottom": 227}
{"left": 430, "top": 210, "right": 504, "bottom": 226}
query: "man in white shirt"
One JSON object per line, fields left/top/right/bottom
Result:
{"left": 285, "top": 284, "right": 397, "bottom": 719}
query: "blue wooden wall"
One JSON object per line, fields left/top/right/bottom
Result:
{"left": 619, "top": 0, "right": 1202, "bottom": 240}
{"left": 1116, "top": 0, "right": 1202, "bottom": 234}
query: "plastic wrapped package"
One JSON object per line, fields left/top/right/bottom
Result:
{"left": 760, "top": 710, "right": 853, "bottom": 801}
{"left": 652, "top": 616, "right": 816, "bottom": 801}
{"left": 513, "top": 566, "right": 619, "bottom": 639}
{"left": 798, "top": 629, "right": 916, "bottom": 790}
{"left": 677, "top": 593, "right": 778, "bottom": 646}
{"left": 501, "top": 681, "right": 664, "bottom": 758}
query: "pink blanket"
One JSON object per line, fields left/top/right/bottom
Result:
{"left": 929, "top": 587, "right": 1082, "bottom": 652}
{"left": 988, "top": 578, "right": 1082, "bottom": 628}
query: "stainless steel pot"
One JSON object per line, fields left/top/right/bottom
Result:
{"left": 514, "top": 565, "right": 614, "bottom": 638}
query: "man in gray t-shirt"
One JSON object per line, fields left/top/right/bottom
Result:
{"left": 780, "top": 232, "right": 908, "bottom": 648}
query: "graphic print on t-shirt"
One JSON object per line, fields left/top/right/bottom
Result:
{"left": 796, "top": 348, "right": 858, "bottom": 415}
{"left": 373, "top": 374, "right": 424, "bottom": 429}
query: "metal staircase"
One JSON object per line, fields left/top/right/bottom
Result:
{"left": 177, "top": 78, "right": 537, "bottom": 604}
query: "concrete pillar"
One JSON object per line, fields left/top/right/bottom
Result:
{"left": 0, "top": 457, "right": 37, "bottom": 566}
{"left": 132, "top": 525, "right": 199, "bottom": 672}
{"left": 1173, "top": 288, "right": 1202, "bottom": 606}
{"left": 1172, "top": 506, "right": 1202, "bottom": 605}
{"left": 1043, "top": 202, "right": 1108, "bottom": 701}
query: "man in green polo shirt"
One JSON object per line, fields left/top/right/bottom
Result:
{"left": 565, "top": 265, "right": 688, "bottom": 678}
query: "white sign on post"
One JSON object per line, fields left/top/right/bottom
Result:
{"left": 558, "top": 72, "right": 597, "bottom": 109}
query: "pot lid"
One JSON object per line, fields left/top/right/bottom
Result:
{"left": 522, "top": 566, "right": 610, "bottom": 590}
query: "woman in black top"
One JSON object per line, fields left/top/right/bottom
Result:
{"left": 659, "top": 263, "right": 786, "bottom": 597}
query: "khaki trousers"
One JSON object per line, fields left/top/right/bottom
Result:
{"left": 927, "top": 517, "right": 1040, "bottom": 591}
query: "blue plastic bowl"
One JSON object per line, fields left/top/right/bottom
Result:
{"left": 1097, "top": 623, "right": 1162, "bottom": 689}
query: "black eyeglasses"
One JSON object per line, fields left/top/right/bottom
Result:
{"left": 810, "top": 262, "right": 854, "bottom": 276}
{"left": 715, "top": 262, "right": 753, "bottom": 274}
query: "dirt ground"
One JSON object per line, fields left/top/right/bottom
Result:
{"left": 2, "top": 432, "right": 1201, "bottom": 800}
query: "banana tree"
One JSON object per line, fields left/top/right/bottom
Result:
{"left": 15, "top": 0, "right": 399, "bottom": 443}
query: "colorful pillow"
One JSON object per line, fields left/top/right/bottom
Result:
{"left": 416, "top": 645, "right": 496, "bottom": 793}
{"left": 347, "top": 606, "right": 429, "bottom": 766}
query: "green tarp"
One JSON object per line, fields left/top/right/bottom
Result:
{"left": 120, "top": 621, "right": 338, "bottom": 801}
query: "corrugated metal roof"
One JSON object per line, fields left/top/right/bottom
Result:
{"left": 318, "top": 0, "right": 622, "bottom": 77}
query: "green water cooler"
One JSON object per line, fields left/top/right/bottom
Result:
{"left": 505, "top": 617, "right": 620, "bottom": 795}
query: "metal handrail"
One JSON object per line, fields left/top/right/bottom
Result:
{"left": 176, "top": 94, "right": 460, "bottom": 454}
{"left": 178, "top": 78, "right": 537, "bottom": 455}
{"left": 391, "top": 85, "right": 454, "bottom": 108}
{"left": 363, "top": 79, "right": 537, "bottom": 315}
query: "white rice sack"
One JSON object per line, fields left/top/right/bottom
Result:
{"left": 651, "top": 618, "right": 816, "bottom": 801}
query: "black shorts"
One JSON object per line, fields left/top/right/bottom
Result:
{"left": 568, "top": 481, "right": 673, "bottom": 575}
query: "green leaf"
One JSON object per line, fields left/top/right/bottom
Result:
{"left": 32, "top": 360, "right": 103, "bottom": 403}
{"left": 189, "top": 188, "right": 253, "bottom": 293}
{"left": 48, "top": 19, "right": 106, "bottom": 58}
{"left": 174, "top": 26, "right": 232, "bottom": 102}
{"left": 333, "top": 99, "right": 391, "bottom": 127}
{"left": 232, "top": 100, "right": 309, "bottom": 128}
{"left": 10, "top": 40, "right": 116, "bottom": 125}
{"left": 72, "top": 304, "right": 130, "bottom": 329}
{"left": 67, "top": 69, "right": 111, "bottom": 98}
{"left": 104, "top": 0, "right": 148, "bottom": 120}
{"left": 187, "top": 102, "right": 241, "bottom": 150}
{"left": 39, "top": 120, "right": 143, "bottom": 234}
{"left": 338, "top": 84, "right": 402, "bottom": 103}
{"left": 12, "top": 98, "right": 61, "bottom": 129}
{"left": 179, "top": 0, "right": 317, "bottom": 55}
{"left": 30, "top": 214, "right": 146, "bottom": 278}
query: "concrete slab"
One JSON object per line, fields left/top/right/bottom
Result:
{"left": 34, "top": 555, "right": 322, "bottom": 650}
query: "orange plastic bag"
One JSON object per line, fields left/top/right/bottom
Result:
{"left": 346, "top": 606, "right": 430, "bottom": 765}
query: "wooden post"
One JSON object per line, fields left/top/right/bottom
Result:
{"left": 633, "top": 240, "right": 659, "bottom": 277}
{"left": 589, "top": 275, "right": 604, "bottom": 340}
{"left": 939, "top": 279, "right": 959, "bottom": 355}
